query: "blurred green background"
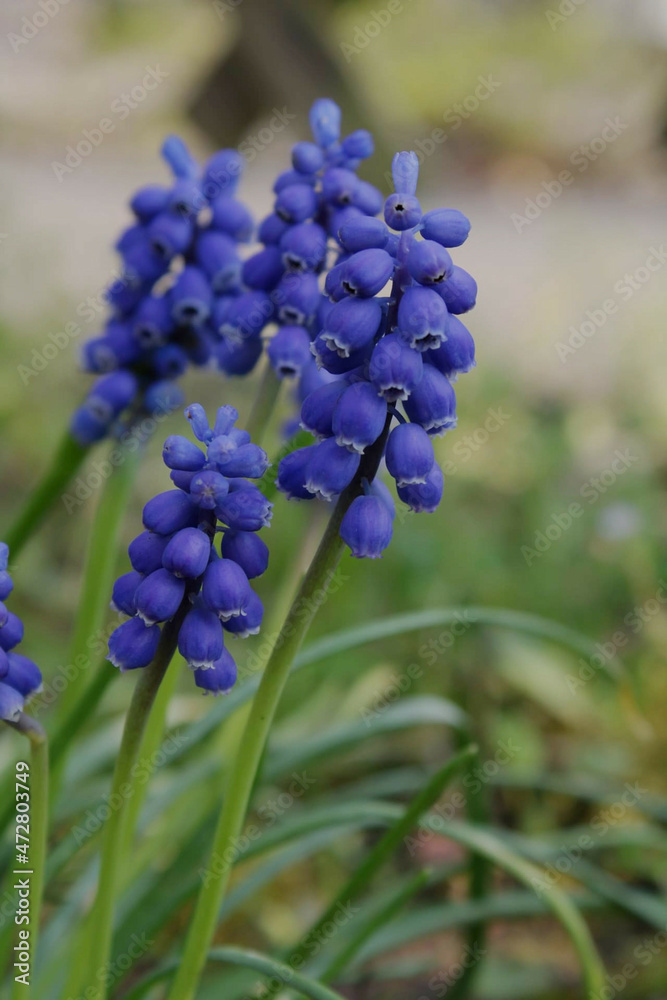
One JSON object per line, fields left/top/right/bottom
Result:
{"left": 1, "top": 0, "right": 667, "bottom": 997}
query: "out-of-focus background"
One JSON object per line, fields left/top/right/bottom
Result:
{"left": 1, "top": 1, "right": 667, "bottom": 997}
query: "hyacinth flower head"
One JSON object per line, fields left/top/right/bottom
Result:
{"left": 107, "top": 404, "right": 270, "bottom": 693}
{"left": 71, "top": 138, "right": 254, "bottom": 446}
{"left": 0, "top": 543, "right": 43, "bottom": 723}
{"left": 276, "top": 151, "right": 477, "bottom": 558}
{"left": 222, "top": 99, "right": 383, "bottom": 426}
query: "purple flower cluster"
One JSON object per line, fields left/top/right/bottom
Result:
{"left": 0, "top": 544, "right": 43, "bottom": 722}
{"left": 71, "top": 138, "right": 253, "bottom": 446}
{"left": 107, "top": 404, "right": 270, "bottom": 694}
{"left": 234, "top": 99, "right": 383, "bottom": 418}
{"left": 277, "top": 151, "right": 477, "bottom": 558}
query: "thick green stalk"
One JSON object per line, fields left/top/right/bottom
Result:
{"left": 166, "top": 416, "right": 393, "bottom": 1000}
{"left": 7, "top": 715, "right": 48, "bottom": 1000}
{"left": 167, "top": 506, "right": 347, "bottom": 1000}
{"left": 245, "top": 362, "right": 283, "bottom": 445}
{"left": 83, "top": 612, "right": 184, "bottom": 1000}
{"left": 54, "top": 440, "right": 141, "bottom": 728}
{"left": 5, "top": 429, "right": 88, "bottom": 559}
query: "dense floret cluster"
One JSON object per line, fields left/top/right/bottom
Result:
{"left": 71, "top": 138, "right": 253, "bottom": 445}
{"left": 107, "top": 404, "right": 270, "bottom": 694}
{"left": 0, "top": 544, "right": 43, "bottom": 721}
{"left": 277, "top": 151, "right": 477, "bottom": 558}
{"left": 239, "top": 99, "right": 384, "bottom": 422}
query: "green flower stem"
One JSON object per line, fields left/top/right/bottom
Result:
{"left": 84, "top": 610, "right": 185, "bottom": 1000}
{"left": 245, "top": 362, "right": 283, "bottom": 444}
{"left": 166, "top": 507, "right": 347, "bottom": 1000}
{"left": 5, "top": 429, "right": 88, "bottom": 559}
{"left": 7, "top": 715, "right": 48, "bottom": 1000}
{"left": 167, "top": 416, "right": 394, "bottom": 1000}
{"left": 55, "top": 440, "right": 141, "bottom": 730}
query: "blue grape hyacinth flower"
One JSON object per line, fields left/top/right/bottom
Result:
{"left": 107, "top": 404, "right": 270, "bottom": 694}
{"left": 72, "top": 138, "right": 254, "bottom": 447}
{"left": 0, "top": 543, "right": 43, "bottom": 722}
{"left": 229, "top": 98, "right": 383, "bottom": 429}
{"left": 277, "top": 151, "right": 477, "bottom": 559}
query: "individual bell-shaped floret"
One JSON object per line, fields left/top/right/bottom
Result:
{"left": 190, "top": 470, "right": 230, "bottom": 509}
{"left": 292, "top": 140, "right": 325, "bottom": 175}
{"left": 0, "top": 683, "right": 23, "bottom": 722}
{"left": 341, "top": 249, "right": 394, "bottom": 298}
{"left": 277, "top": 272, "right": 321, "bottom": 326}
{"left": 0, "top": 613, "right": 24, "bottom": 652}
{"left": 369, "top": 332, "right": 424, "bottom": 402}
{"left": 242, "top": 246, "right": 284, "bottom": 291}
{"left": 318, "top": 297, "right": 383, "bottom": 359}
{"left": 194, "top": 648, "right": 238, "bottom": 695}
{"left": 5, "top": 654, "right": 42, "bottom": 698}
{"left": 143, "top": 490, "right": 200, "bottom": 535}
{"left": 216, "top": 483, "right": 273, "bottom": 531}
{"left": 178, "top": 604, "right": 224, "bottom": 670}
{"left": 162, "top": 527, "right": 212, "bottom": 579}
{"left": 303, "top": 438, "right": 360, "bottom": 501}
{"left": 162, "top": 435, "right": 207, "bottom": 471}
{"left": 397, "top": 462, "right": 444, "bottom": 513}
{"left": 169, "top": 266, "right": 212, "bottom": 326}
{"left": 275, "top": 184, "right": 318, "bottom": 225}
{"left": 111, "top": 570, "right": 143, "bottom": 616}
{"left": 385, "top": 422, "right": 435, "bottom": 487}
{"left": 280, "top": 223, "right": 327, "bottom": 272}
{"left": 135, "top": 569, "right": 185, "bottom": 626}
{"left": 436, "top": 266, "right": 477, "bottom": 314}
{"left": 426, "top": 316, "right": 476, "bottom": 379}
{"left": 108, "top": 617, "right": 161, "bottom": 672}
{"left": 223, "top": 590, "right": 263, "bottom": 637}
{"left": 407, "top": 239, "right": 453, "bottom": 286}
{"left": 276, "top": 445, "right": 319, "bottom": 500}
{"left": 220, "top": 530, "right": 269, "bottom": 579}
{"left": 129, "top": 531, "right": 171, "bottom": 574}
{"left": 267, "top": 326, "right": 313, "bottom": 379}
{"left": 209, "top": 196, "right": 254, "bottom": 242}
{"left": 332, "top": 382, "right": 387, "bottom": 454}
{"left": 420, "top": 208, "right": 470, "bottom": 248}
{"left": 202, "top": 558, "right": 253, "bottom": 621}
{"left": 340, "top": 494, "right": 393, "bottom": 559}
{"left": 397, "top": 287, "right": 449, "bottom": 352}
{"left": 403, "top": 365, "right": 457, "bottom": 436}
{"left": 300, "top": 379, "right": 348, "bottom": 438}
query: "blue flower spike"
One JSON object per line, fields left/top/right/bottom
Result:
{"left": 0, "top": 544, "right": 42, "bottom": 723}
{"left": 107, "top": 404, "right": 270, "bottom": 694}
{"left": 277, "top": 145, "right": 477, "bottom": 556}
